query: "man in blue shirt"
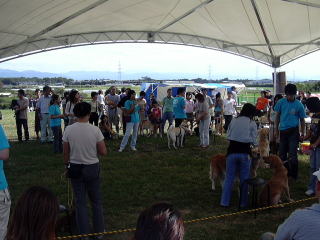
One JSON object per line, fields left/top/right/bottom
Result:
{"left": 274, "top": 84, "right": 306, "bottom": 180}
{"left": 173, "top": 88, "right": 187, "bottom": 127}
{"left": 0, "top": 124, "right": 10, "bottom": 240}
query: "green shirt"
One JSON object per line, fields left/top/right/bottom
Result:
{"left": 162, "top": 96, "right": 174, "bottom": 113}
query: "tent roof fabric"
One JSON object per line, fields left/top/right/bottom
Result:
{"left": 0, "top": 0, "right": 320, "bottom": 66}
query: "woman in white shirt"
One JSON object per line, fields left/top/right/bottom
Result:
{"left": 65, "top": 90, "right": 80, "bottom": 126}
{"left": 63, "top": 102, "right": 107, "bottom": 236}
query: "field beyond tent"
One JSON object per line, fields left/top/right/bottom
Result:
{"left": 1, "top": 109, "right": 315, "bottom": 240}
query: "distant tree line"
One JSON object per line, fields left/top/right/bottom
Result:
{"left": 295, "top": 81, "right": 320, "bottom": 93}
{"left": 0, "top": 77, "right": 74, "bottom": 86}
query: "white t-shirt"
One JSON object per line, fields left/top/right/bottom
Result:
{"left": 62, "top": 122, "right": 104, "bottom": 164}
{"left": 223, "top": 98, "right": 236, "bottom": 115}
{"left": 98, "top": 94, "right": 105, "bottom": 105}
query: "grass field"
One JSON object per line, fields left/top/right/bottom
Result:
{"left": 0, "top": 109, "right": 316, "bottom": 240}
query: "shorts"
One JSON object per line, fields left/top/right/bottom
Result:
{"left": 186, "top": 113, "right": 194, "bottom": 121}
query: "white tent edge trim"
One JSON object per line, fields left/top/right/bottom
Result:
{"left": 0, "top": 31, "right": 319, "bottom": 68}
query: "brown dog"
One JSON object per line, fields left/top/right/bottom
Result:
{"left": 258, "top": 128, "right": 270, "bottom": 160}
{"left": 209, "top": 153, "right": 260, "bottom": 191}
{"left": 259, "top": 155, "right": 292, "bottom": 206}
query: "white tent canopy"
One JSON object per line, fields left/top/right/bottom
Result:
{"left": 0, "top": 0, "right": 320, "bottom": 66}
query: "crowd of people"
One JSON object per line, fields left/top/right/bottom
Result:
{"left": 8, "top": 85, "right": 240, "bottom": 151}
{"left": 0, "top": 83, "right": 319, "bottom": 240}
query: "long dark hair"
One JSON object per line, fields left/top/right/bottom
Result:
{"left": 6, "top": 186, "right": 59, "bottom": 240}
{"left": 134, "top": 202, "right": 184, "bottom": 240}
{"left": 239, "top": 103, "right": 257, "bottom": 119}
{"left": 272, "top": 94, "right": 283, "bottom": 110}
{"left": 50, "top": 94, "right": 59, "bottom": 105}
{"left": 69, "top": 89, "right": 79, "bottom": 104}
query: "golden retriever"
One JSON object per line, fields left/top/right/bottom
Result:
{"left": 259, "top": 155, "right": 292, "bottom": 206}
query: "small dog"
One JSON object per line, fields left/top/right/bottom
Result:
{"left": 209, "top": 153, "right": 261, "bottom": 191}
{"left": 259, "top": 155, "right": 292, "bottom": 206}
{"left": 140, "top": 120, "right": 153, "bottom": 136}
{"left": 167, "top": 120, "right": 189, "bottom": 149}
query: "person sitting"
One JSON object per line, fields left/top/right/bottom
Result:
{"left": 6, "top": 186, "right": 59, "bottom": 240}
{"left": 99, "top": 114, "right": 113, "bottom": 140}
{"left": 149, "top": 101, "right": 162, "bottom": 137}
{"left": 260, "top": 173, "right": 320, "bottom": 240}
{"left": 133, "top": 202, "right": 184, "bottom": 240}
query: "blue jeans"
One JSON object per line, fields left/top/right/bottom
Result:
{"left": 279, "top": 127, "right": 299, "bottom": 179}
{"left": 120, "top": 122, "right": 139, "bottom": 150}
{"left": 307, "top": 147, "right": 320, "bottom": 192}
{"left": 220, "top": 153, "right": 251, "bottom": 207}
{"left": 162, "top": 112, "right": 174, "bottom": 131}
{"left": 70, "top": 163, "right": 105, "bottom": 235}
{"left": 40, "top": 113, "right": 53, "bottom": 142}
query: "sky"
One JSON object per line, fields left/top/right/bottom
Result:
{"left": 0, "top": 43, "right": 320, "bottom": 81}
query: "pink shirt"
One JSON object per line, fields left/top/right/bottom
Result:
{"left": 185, "top": 100, "right": 195, "bottom": 113}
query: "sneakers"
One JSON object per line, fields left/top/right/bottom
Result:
{"left": 131, "top": 147, "right": 137, "bottom": 151}
{"left": 305, "top": 189, "right": 315, "bottom": 196}
{"left": 118, "top": 148, "right": 123, "bottom": 152}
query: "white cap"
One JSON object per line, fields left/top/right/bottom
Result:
{"left": 313, "top": 169, "right": 320, "bottom": 181}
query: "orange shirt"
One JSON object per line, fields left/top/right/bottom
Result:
{"left": 256, "top": 97, "right": 269, "bottom": 111}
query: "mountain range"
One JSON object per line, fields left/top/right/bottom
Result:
{"left": 0, "top": 68, "right": 206, "bottom": 81}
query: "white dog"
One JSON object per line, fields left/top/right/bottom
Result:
{"left": 167, "top": 121, "right": 190, "bottom": 149}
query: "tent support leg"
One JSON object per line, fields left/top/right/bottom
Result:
{"left": 273, "top": 68, "right": 277, "bottom": 95}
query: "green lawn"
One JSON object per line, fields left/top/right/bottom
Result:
{"left": 0, "top": 109, "right": 316, "bottom": 240}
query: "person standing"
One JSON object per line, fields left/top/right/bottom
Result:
{"left": 15, "top": 89, "right": 29, "bottom": 142}
{"left": 118, "top": 88, "right": 131, "bottom": 135}
{"left": 173, "top": 88, "right": 187, "bottom": 127}
{"left": 274, "top": 84, "right": 306, "bottom": 180}
{"left": 106, "top": 86, "right": 120, "bottom": 133}
{"left": 137, "top": 91, "right": 147, "bottom": 133}
{"left": 119, "top": 90, "right": 140, "bottom": 152}
{"left": 34, "top": 89, "right": 41, "bottom": 139}
{"left": 37, "top": 85, "right": 52, "bottom": 143}
{"left": 0, "top": 124, "right": 10, "bottom": 240}
{"left": 65, "top": 89, "right": 80, "bottom": 126}
{"left": 304, "top": 97, "right": 320, "bottom": 196}
{"left": 230, "top": 86, "right": 238, "bottom": 105}
{"left": 220, "top": 103, "right": 258, "bottom": 208}
{"left": 195, "top": 93, "right": 210, "bottom": 148}
{"left": 223, "top": 91, "right": 236, "bottom": 132}
{"left": 89, "top": 92, "right": 100, "bottom": 126}
{"left": 97, "top": 90, "right": 105, "bottom": 115}
{"left": 63, "top": 102, "right": 107, "bottom": 237}
{"left": 214, "top": 92, "right": 224, "bottom": 135}
{"left": 185, "top": 92, "right": 195, "bottom": 131}
{"left": 161, "top": 89, "right": 175, "bottom": 132}
{"left": 49, "top": 94, "right": 63, "bottom": 154}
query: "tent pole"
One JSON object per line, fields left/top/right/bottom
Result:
{"left": 273, "top": 67, "right": 277, "bottom": 95}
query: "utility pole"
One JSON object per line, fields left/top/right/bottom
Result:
{"left": 118, "top": 61, "right": 122, "bottom": 84}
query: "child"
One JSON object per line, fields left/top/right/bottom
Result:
{"left": 89, "top": 91, "right": 100, "bottom": 126}
{"left": 304, "top": 97, "right": 320, "bottom": 196}
{"left": 185, "top": 92, "right": 195, "bottom": 132}
{"left": 149, "top": 101, "right": 162, "bottom": 137}
{"left": 99, "top": 115, "right": 113, "bottom": 140}
{"left": 49, "top": 94, "right": 64, "bottom": 153}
